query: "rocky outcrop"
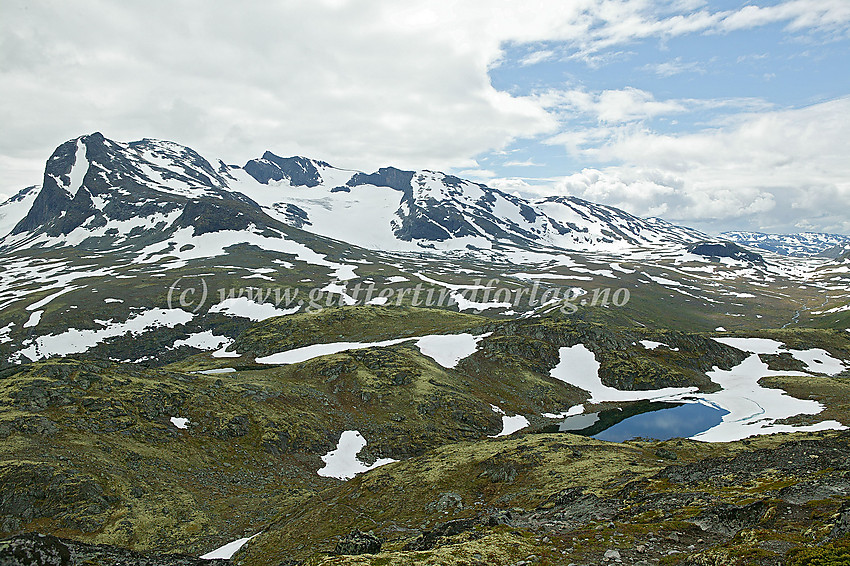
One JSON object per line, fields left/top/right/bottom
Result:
{"left": 688, "top": 241, "right": 764, "bottom": 263}
{"left": 346, "top": 167, "right": 413, "bottom": 193}
{"left": 243, "top": 153, "right": 326, "bottom": 187}
{"left": 0, "top": 463, "right": 113, "bottom": 534}
{"left": 0, "top": 533, "right": 231, "bottom": 566}
{"left": 332, "top": 529, "right": 381, "bottom": 555}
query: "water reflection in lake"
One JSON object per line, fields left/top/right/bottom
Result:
{"left": 543, "top": 400, "right": 729, "bottom": 442}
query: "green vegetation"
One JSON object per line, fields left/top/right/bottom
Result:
{"left": 1, "top": 305, "right": 849, "bottom": 564}
{"left": 789, "top": 537, "right": 850, "bottom": 566}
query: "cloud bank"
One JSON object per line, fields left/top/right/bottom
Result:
{"left": 1, "top": 0, "right": 848, "bottom": 233}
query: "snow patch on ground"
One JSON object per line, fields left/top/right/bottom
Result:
{"left": 414, "top": 333, "right": 490, "bottom": 368}
{"left": 173, "top": 331, "right": 232, "bottom": 351}
{"left": 194, "top": 368, "right": 236, "bottom": 374}
{"left": 256, "top": 337, "right": 412, "bottom": 365}
{"left": 714, "top": 337, "right": 847, "bottom": 376}
{"left": 549, "top": 345, "right": 696, "bottom": 403}
{"left": 488, "top": 405, "right": 530, "bottom": 437}
{"left": 610, "top": 263, "right": 636, "bottom": 274}
{"left": 208, "top": 297, "right": 299, "bottom": 321}
{"left": 200, "top": 533, "right": 261, "bottom": 560}
{"left": 452, "top": 293, "right": 513, "bottom": 312}
{"left": 542, "top": 404, "right": 585, "bottom": 419}
{"left": 66, "top": 140, "right": 88, "bottom": 197}
{"left": 257, "top": 333, "right": 490, "bottom": 367}
{"left": 317, "top": 430, "right": 397, "bottom": 480}
{"left": 136, "top": 227, "right": 357, "bottom": 281}
{"left": 170, "top": 417, "right": 189, "bottom": 429}
{"left": 23, "top": 310, "right": 43, "bottom": 328}
{"left": 0, "top": 323, "right": 13, "bottom": 344}
{"left": 322, "top": 282, "right": 358, "bottom": 306}
{"left": 212, "top": 345, "right": 241, "bottom": 358}
{"left": 640, "top": 340, "right": 679, "bottom": 351}
{"left": 692, "top": 355, "right": 845, "bottom": 442}
{"left": 17, "top": 308, "right": 194, "bottom": 361}
{"left": 27, "top": 287, "right": 79, "bottom": 311}
{"left": 713, "top": 337, "right": 785, "bottom": 354}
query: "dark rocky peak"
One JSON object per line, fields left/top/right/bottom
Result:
{"left": 347, "top": 167, "right": 414, "bottom": 193}
{"left": 171, "top": 197, "right": 270, "bottom": 237}
{"left": 243, "top": 152, "right": 327, "bottom": 186}
{"left": 390, "top": 171, "right": 525, "bottom": 244}
{"left": 689, "top": 241, "right": 764, "bottom": 263}
{"left": 9, "top": 133, "right": 247, "bottom": 240}
{"left": 819, "top": 242, "right": 850, "bottom": 260}
{"left": 11, "top": 134, "right": 101, "bottom": 236}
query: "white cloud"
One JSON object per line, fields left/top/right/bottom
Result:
{"left": 718, "top": 0, "right": 850, "bottom": 35}
{"left": 0, "top": 1, "right": 570, "bottom": 193}
{"left": 1, "top": 0, "right": 848, "bottom": 235}
{"left": 539, "top": 87, "right": 772, "bottom": 126}
{"left": 597, "top": 88, "right": 685, "bottom": 123}
{"left": 503, "top": 159, "right": 544, "bottom": 167}
{"left": 643, "top": 57, "right": 705, "bottom": 77}
{"left": 519, "top": 50, "right": 556, "bottom": 66}
{"left": 540, "top": 88, "right": 669, "bottom": 127}
{"left": 536, "top": 98, "right": 850, "bottom": 233}
{"left": 458, "top": 168, "right": 498, "bottom": 180}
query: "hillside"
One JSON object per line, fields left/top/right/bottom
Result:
{"left": 1, "top": 135, "right": 850, "bottom": 565}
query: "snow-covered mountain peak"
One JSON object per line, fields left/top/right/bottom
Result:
{"left": 125, "top": 138, "right": 232, "bottom": 194}
{"left": 1, "top": 133, "right": 719, "bottom": 256}
{"left": 0, "top": 185, "right": 40, "bottom": 240}
{"left": 721, "top": 231, "right": 850, "bottom": 257}
{"left": 3, "top": 134, "right": 258, "bottom": 250}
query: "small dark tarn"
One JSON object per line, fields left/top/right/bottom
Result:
{"left": 541, "top": 400, "right": 728, "bottom": 442}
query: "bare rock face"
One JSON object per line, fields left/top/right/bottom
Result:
{"left": 688, "top": 241, "right": 764, "bottom": 263}
{"left": 244, "top": 152, "right": 326, "bottom": 187}
{"left": 0, "top": 533, "right": 71, "bottom": 566}
{"left": 333, "top": 529, "right": 381, "bottom": 555}
{"left": 0, "top": 533, "right": 231, "bottom": 566}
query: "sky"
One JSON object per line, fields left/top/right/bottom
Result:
{"left": 1, "top": 0, "right": 849, "bottom": 235}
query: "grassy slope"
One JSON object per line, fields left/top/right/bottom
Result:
{"left": 239, "top": 430, "right": 850, "bottom": 566}
{"left": 1, "top": 306, "right": 849, "bottom": 564}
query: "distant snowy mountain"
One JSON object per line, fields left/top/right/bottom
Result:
{"left": 229, "top": 152, "right": 707, "bottom": 253}
{"left": 721, "top": 231, "right": 850, "bottom": 257}
{"left": 0, "top": 133, "right": 288, "bottom": 252}
{"left": 0, "top": 185, "right": 39, "bottom": 239}
{"left": 0, "top": 133, "right": 709, "bottom": 255}
{"left": 2, "top": 133, "right": 850, "bottom": 372}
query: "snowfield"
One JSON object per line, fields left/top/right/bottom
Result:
{"left": 317, "top": 430, "right": 397, "bottom": 480}
{"left": 256, "top": 332, "right": 489, "bottom": 367}
{"left": 547, "top": 340, "right": 847, "bottom": 442}
{"left": 16, "top": 308, "right": 194, "bottom": 361}
{"left": 489, "top": 405, "right": 530, "bottom": 437}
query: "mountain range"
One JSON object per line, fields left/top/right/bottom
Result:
{"left": 1, "top": 134, "right": 850, "bottom": 565}
{"left": 0, "top": 132, "right": 847, "bottom": 362}
{"left": 721, "top": 230, "right": 850, "bottom": 257}
{"left": 0, "top": 133, "right": 710, "bottom": 255}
